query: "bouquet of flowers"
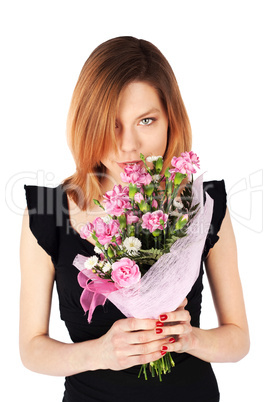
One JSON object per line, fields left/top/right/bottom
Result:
{"left": 73, "top": 151, "right": 214, "bottom": 381}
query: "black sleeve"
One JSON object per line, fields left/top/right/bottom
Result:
{"left": 202, "top": 180, "right": 227, "bottom": 259}
{"left": 24, "top": 185, "right": 59, "bottom": 264}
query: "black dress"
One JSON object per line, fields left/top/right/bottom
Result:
{"left": 24, "top": 180, "right": 227, "bottom": 402}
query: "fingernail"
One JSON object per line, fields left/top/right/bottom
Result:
{"left": 156, "top": 321, "right": 164, "bottom": 327}
{"left": 169, "top": 337, "right": 176, "bottom": 343}
{"left": 161, "top": 351, "right": 166, "bottom": 356}
{"left": 160, "top": 314, "right": 168, "bottom": 321}
{"left": 156, "top": 328, "right": 163, "bottom": 334}
{"left": 161, "top": 346, "right": 168, "bottom": 351}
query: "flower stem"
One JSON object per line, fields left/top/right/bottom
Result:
{"left": 138, "top": 352, "right": 175, "bottom": 381}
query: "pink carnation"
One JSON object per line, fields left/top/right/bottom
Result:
{"left": 80, "top": 222, "right": 94, "bottom": 239}
{"left": 169, "top": 151, "right": 200, "bottom": 178}
{"left": 111, "top": 257, "right": 141, "bottom": 288}
{"left": 120, "top": 164, "right": 152, "bottom": 188}
{"left": 182, "top": 214, "right": 188, "bottom": 222}
{"left": 126, "top": 211, "right": 140, "bottom": 225}
{"left": 151, "top": 199, "right": 158, "bottom": 209}
{"left": 186, "top": 151, "right": 200, "bottom": 168}
{"left": 134, "top": 192, "right": 144, "bottom": 203}
{"left": 94, "top": 217, "right": 121, "bottom": 245}
{"left": 141, "top": 210, "right": 168, "bottom": 233}
{"left": 103, "top": 184, "right": 131, "bottom": 216}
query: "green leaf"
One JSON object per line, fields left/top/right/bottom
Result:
{"left": 92, "top": 233, "right": 98, "bottom": 242}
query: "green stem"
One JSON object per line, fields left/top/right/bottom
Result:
{"left": 166, "top": 184, "right": 180, "bottom": 214}
{"left": 138, "top": 353, "right": 175, "bottom": 381}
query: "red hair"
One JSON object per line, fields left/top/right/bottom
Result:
{"left": 62, "top": 36, "right": 192, "bottom": 210}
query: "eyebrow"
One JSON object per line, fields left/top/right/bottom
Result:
{"left": 136, "top": 108, "right": 160, "bottom": 120}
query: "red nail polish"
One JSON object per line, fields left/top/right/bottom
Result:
{"left": 161, "top": 346, "right": 168, "bottom": 351}
{"left": 160, "top": 314, "right": 168, "bottom": 321}
{"left": 156, "top": 321, "right": 164, "bottom": 327}
{"left": 169, "top": 337, "right": 175, "bottom": 343}
{"left": 156, "top": 328, "right": 163, "bottom": 334}
{"left": 161, "top": 350, "right": 166, "bottom": 356}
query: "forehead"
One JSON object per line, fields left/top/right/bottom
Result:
{"left": 116, "top": 81, "right": 164, "bottom": 117}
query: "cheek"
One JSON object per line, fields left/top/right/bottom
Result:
{"left": 153, "top": 125, "right": 168, "bottom": 153}
{"left": 100, "top": 155, "right": 113, "bottom": 170}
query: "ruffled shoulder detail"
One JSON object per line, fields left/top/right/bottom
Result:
{"left": 24, "top": 184, "right": 64, "bottom": 264}
{"left": 202, "top": 180, "right": 227, "bottom": 259}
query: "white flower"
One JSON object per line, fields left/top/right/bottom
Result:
{"left": 123, "top": 236, "right": 142, "bottom": 255}
{"left": 84, "top": 255, "right": 99, "bottom": 270}
{"left": 151, "top": 174, "right": 161, "bottom": 183}
{"left": 102, "top": 215, "right": 112, "bottom": 224}
{"left": 173, "top": 199, "right": 183, "bottom": 209}
{"left": 94, "top": 245, "right": 102, "bottom": 254}
{"left": 170, "top": 210, "right": 182, "bottom": 217}
{"left": 146, "top": 155, "right": 163, "bottom": 163}
{"left": 103, "top": 262, "right": 112, "bottom": 273}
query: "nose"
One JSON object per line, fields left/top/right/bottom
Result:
{"left": 117, "top": 125, "right": 141, "bottom": 153}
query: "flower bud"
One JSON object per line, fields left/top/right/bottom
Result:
{"left": 174, "top": 172, "right": 186, "bottom": 186}
{"left": 93, "top": 199, "right": 105, "bottom": 210}
{"left": 139, "top": 200, "right": 150, "bottom": 213}
{"left": 144, "top": 183, "right": 154, "bottom": 196}
{"left": 155, "top": 157, "right": 163, "bottom": 173}
{"left": 152, "top": 229, "right": 161, "bottom": 237}
{"left": 107, "top": 246, "right": 114, "bottom": 258}
{"left": 128, "top": 225, "right": 135, "bottom": 237}
{"left": 118, "top": 214, "right": 127, "bottom": 230}
{"left": 128, "top": 183, "right": 138, "bottom": 199}
{"left": 175, "top": 214, "right": 188, "bottom": 230}
{"left": 164, "top": 168, "right": 171, "bottom": 179}
{"left": 166, "top": 181, "right": 173, "bottom": 196}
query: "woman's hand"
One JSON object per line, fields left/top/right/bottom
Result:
{"left": 96, "top": 298, "right": 194, "bottom": 371}
{"left": 156, "top": 298, "right": 196, "bottom": 354}
{"left": 97, "top": 316, "right": 173, "bottom": 371}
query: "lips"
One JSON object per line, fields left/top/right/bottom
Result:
{"left": 116, "top": 160, "right": 143, "bottom": 170}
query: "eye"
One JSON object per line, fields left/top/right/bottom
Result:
{"left": 139, "top": 118, "right": 155, "bottom": 126}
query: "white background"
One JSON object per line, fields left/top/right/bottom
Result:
{"left": 1, "top": 1, "right": 267, "bottom": 401}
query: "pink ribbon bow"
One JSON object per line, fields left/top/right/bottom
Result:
{"left": 74, "top": 255, "right": 118, "bottom": 323}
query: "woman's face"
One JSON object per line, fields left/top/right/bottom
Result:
{"left": 101, "top": 81, "right": 169, "bottom": 191}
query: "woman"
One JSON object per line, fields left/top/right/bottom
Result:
{"left": 20, "top": 36, "right": 250, "bottom": 401}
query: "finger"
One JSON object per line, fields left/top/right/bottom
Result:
{"left": 128, "top": 338, "right": 168, "bottom": 356}
{"left": 180, "top": 298, "right": 188, "bottom": 308}
{"left": 127, "top": 328, "right": 168, "bottom": 345}
{"left": 116, "top": 317, "right": 158, "bottom": 332}
{"left": 154, "top": 322, "right": 192, "bottom": 337}
{"left": 158, "top": 308, "right": 191, "bottom": 323}
{"left": 126, "top": 349, "right": 167, "bottom": 368}
{"left": 159, "top": 338, "right": 184, "bottom": 354}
